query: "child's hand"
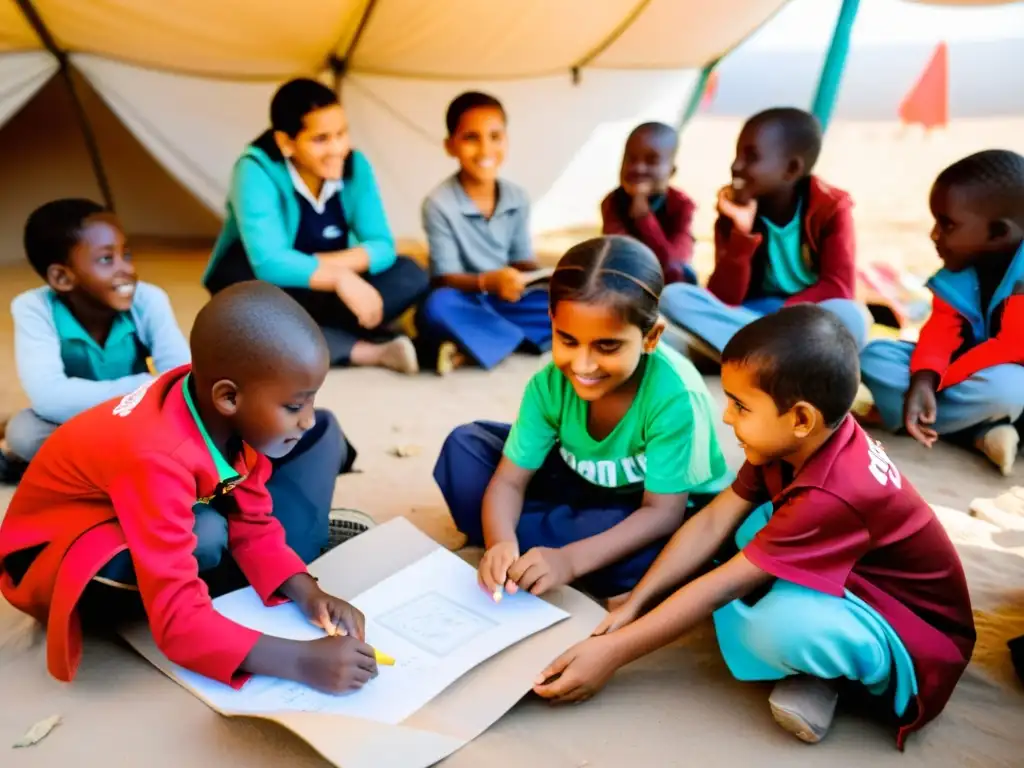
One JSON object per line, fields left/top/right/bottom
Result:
{"left": 716, "top": 185, "right": 757, "bottom": 235}
{"left": 479, "top": 540, "right": 520, "bottom": 597}
{"left": 335, "top": 270, "right": 384, "bottom": 328}
{"left": 302, "top": 587, "right": 366, "bottom": 641}
{"left": 532, "top": 635, "right": 620, "bottom": 703}
{"left": 592, "top": 599, "right": 641, "bottom": 636}
{"left": 486, "top": 267, "right": 526, "bottom": 303}
{"left": 904, "top": 373, "right": 939, "bottom": 448}
{"left": 296, "top": 635, "right": 378, "bottom": 693}
{"left": 507, "top": 546, "right": 575, "bottom": 595}
{"left": 628, "top": 182, "right": 652, "bottom": 218}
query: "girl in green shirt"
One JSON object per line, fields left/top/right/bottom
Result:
{"left": 433, "top": 235, "right": 731, "bottom": 599}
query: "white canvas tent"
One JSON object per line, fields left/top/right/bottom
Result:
{"left": 0, "top": 0, "right": 1011, "bottom": 264}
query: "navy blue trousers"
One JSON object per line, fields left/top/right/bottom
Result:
{"left": 97, "top": 408, "right": 349, "bottom": 592}
{"left": 434, "top": 420, "right": 677, "bottom": 598}
{"left": 417, "top": 287, "right": 552, "bottom": 370}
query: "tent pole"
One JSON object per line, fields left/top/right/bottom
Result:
{"left": 675, "top": 59, "right": 718, "bottom": 134}
{"left": 13, "top": 0, "right": 115, "bottom": 211}
{"left": 811, "top": 0, "right": 860, "bottom": 133}
{"left": 331, "top": 0, "right": 380, "bottom": 93}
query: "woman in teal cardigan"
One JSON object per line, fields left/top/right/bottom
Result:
{"left": 204, "top": 78, "right": 428, "bottom": 373}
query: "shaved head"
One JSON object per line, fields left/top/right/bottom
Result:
{"left": 628, "top": 122, "right": 678, "bottom": 153}
{"left": 190, "top": 281, "right": 329, "bottom": 386}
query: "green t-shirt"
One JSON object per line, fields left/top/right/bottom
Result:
{"left": 503, "top": 344, "right": 732, "bottom": 496}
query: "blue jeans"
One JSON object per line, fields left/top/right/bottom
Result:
{"left": 432, "top": 420, "right": 710, "bottom": 597}
{"left": 417, "top": 287, "right": 552, "bottom": 370}
{"left": 860, "top": 339, "right": 1024, "bottom": 437}
{"left": 660, "top": 284, "right": 870, "bottom": 357}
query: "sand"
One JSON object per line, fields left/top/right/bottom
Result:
{"left": 2, "top": 116, "right": 1024, "bottom": 765}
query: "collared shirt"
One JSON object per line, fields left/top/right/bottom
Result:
{"left": 181, "top": 373, "right": 242, "bottom": 491}
{"left": 50, "top": 295, "right": 149, "bottom": 381}
{"left": 286, "top": 159, "right": 342, "bottom": 215}
{"left": 422, "top": 174, "right": 532, "bottom": 277}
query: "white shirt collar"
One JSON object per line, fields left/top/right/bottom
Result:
{"left": 285, "top": 159, "right": 342, "bottom": 215}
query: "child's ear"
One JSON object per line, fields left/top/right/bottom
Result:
{"left": 790, "top": 400, "right": 819, "bottom": 439}
{"left": 643, "top": 317, "right": 667, "bottom": 353}
{"left": 46, "top": 264, "right": 75, "bottom": 294}
{"left": 273, "top": 130, "right": 295, "bottom": 159}
{"left": 784, "top": 156, "right": 806, "bottom": 183}
{"left": 988, "top": 218, "right": 1023, "bottom": 247}
{"left": 443, "top": 136, "right": 457, "bottom": 158}
{"left": 211, "top": 379, "right": 240, "bottom": 418}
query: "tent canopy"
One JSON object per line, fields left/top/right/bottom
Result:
{"left": 0, "top": 0, "right": 1015, "bottom": 264}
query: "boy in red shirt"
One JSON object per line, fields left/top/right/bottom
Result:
{"left": 0, "top": 282, "right": 378, "bottom": 693}
{"left": 860, "top": 149, "right": 1024, "bottom": 475}
{"left": 533, "top": 306, "right": 974, "bottom": 750}
{"left": 660, "top": 108, "right": 868, "bottom": 361}
{"left": 601, "top": 122, "right": 697, "bottom": 285}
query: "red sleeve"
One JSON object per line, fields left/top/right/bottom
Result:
{"left": 631, "top": 192, "right": 695, "bottom": 284}
{"left": 600, "top": 193, "right": 629, "bottom": 236}
{"left": 731, "top": 461, "right": 770, "bottom": 504}
{"left": 940, "top": 294, "right": 1024, "bottom": 389}
{"left": 910, "top": 295, "right": 965, "bottom": 381}
{"left": 743, "top": 488, "right": 869, "bottom": 597}
{"left": 706, "top": 216, "right": 762, "bottom": 306}
{"left": 226, "top": 455, "right": 307, "bottom": 605}
{"left": 108, "top": 454, "right": 263, "bottom": 687}
{"left": 784, "top": 203, "right": 856, "bottom": 305}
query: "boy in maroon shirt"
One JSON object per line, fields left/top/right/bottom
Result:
{"left": 0, "top": 282, "right": 378, "bottom": 693}
{"left": 533, "top": 305, "right": 974, "bottom": 750}
{"left": 660, "top": 108, "right": 868, "bottom": 362}
{"left": 601, "top": 122, "right": 697, "bottom": 285}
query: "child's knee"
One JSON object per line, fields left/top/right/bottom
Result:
{"left": 192, "top": 505, "right": 229, "bottom": 571}
{"left": 5, "top": 409, "right": 58, "bottom": 462}
{"left": 422, "top": 286, "right": 466, "bottom": 323}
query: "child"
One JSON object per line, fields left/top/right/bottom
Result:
{"left": 860, "top": 149, "right": 1024, "bottom": 475}
{"left": 601, "top": 122, "right": 697, "bottom": 285}
{"left": 533, "top": 306, "right": 975, "bottom": 750}
{"left": 660, "top": 108, "right": 868, "bottom": 359}
{"left": 417, "top": 91, "right": 552, "bottom": 374}
{"left": 204, "top": 77, "right": 428, "bottom": 374}
{"left": 0, "top": 199, "right": 189, "bottom": 483}
{"left": 433, "top": 236, "right": 731, "bottom": 599}
{"left": 0, "top": 282, "right": 376, "bottom": 691}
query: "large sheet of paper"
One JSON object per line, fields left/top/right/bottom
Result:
{"left": 120, "top": 518, "right": 606, "bottom": 768}
{"left": 172, "top": 547, "right": 568, "bottom": 724}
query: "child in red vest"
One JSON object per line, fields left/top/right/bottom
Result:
{"left": 533, "top": 306, "right": 974, "bottom": 750}
{"left": 0, "top": 282, "right": 377, "bottom": 693}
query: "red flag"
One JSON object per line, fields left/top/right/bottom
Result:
{"left": 898, "top": 42, "right": 948, "bottom": 129}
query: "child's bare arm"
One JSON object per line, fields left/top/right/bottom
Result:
{"left": 619, "top": 488, "right": 754, "bottom": 614}
{"left": 560, "top": 489, "right": 688, "bottom": 580}
{"left": 534, "top": 553, "right": 770, "bottom": 702}
{"left": 478, "top": 457, "right": 535, "bottom": 594}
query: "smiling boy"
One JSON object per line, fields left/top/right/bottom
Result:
{"left": 417, "top": 91, "right": 552, "bottom": 374}
{"left": 1, "top": 199, "right": 189, "bottom": 482}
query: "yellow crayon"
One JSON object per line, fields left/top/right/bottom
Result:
{"left": 375, "top": 649, "right": 396, "bottom": 666}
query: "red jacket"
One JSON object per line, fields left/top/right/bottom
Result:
{"left": 911, "top": 247, "right": 1024, "bottom": 389}
{"left": 0, "top": 366, "right": 306, "bottom": 686}
{"left": 601, "top": 186, "right": 695, "bottom": 284}
{"left": 707, "top": 176, "right": 856, "bottom": 306}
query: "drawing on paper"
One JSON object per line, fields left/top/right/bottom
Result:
{"left": 377, "top": 591, "right": 497, "bottom": 657}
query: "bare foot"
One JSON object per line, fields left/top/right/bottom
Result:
{"left": 975, "top": 424, "right": 1019, "bottom": 477}
{"left": 436, "top": 341, "right": 468, "bottom": 376}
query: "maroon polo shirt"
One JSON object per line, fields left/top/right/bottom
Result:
{"left": 732, "top": 415, "right": 975, "bottom": 749}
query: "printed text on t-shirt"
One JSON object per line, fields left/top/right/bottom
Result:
{"left": 559, "top": 446, "right": 646, "bottom": 488}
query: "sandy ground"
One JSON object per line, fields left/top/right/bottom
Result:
{"left": 2, "top": 116, "right": 1024, "bottom": 765}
